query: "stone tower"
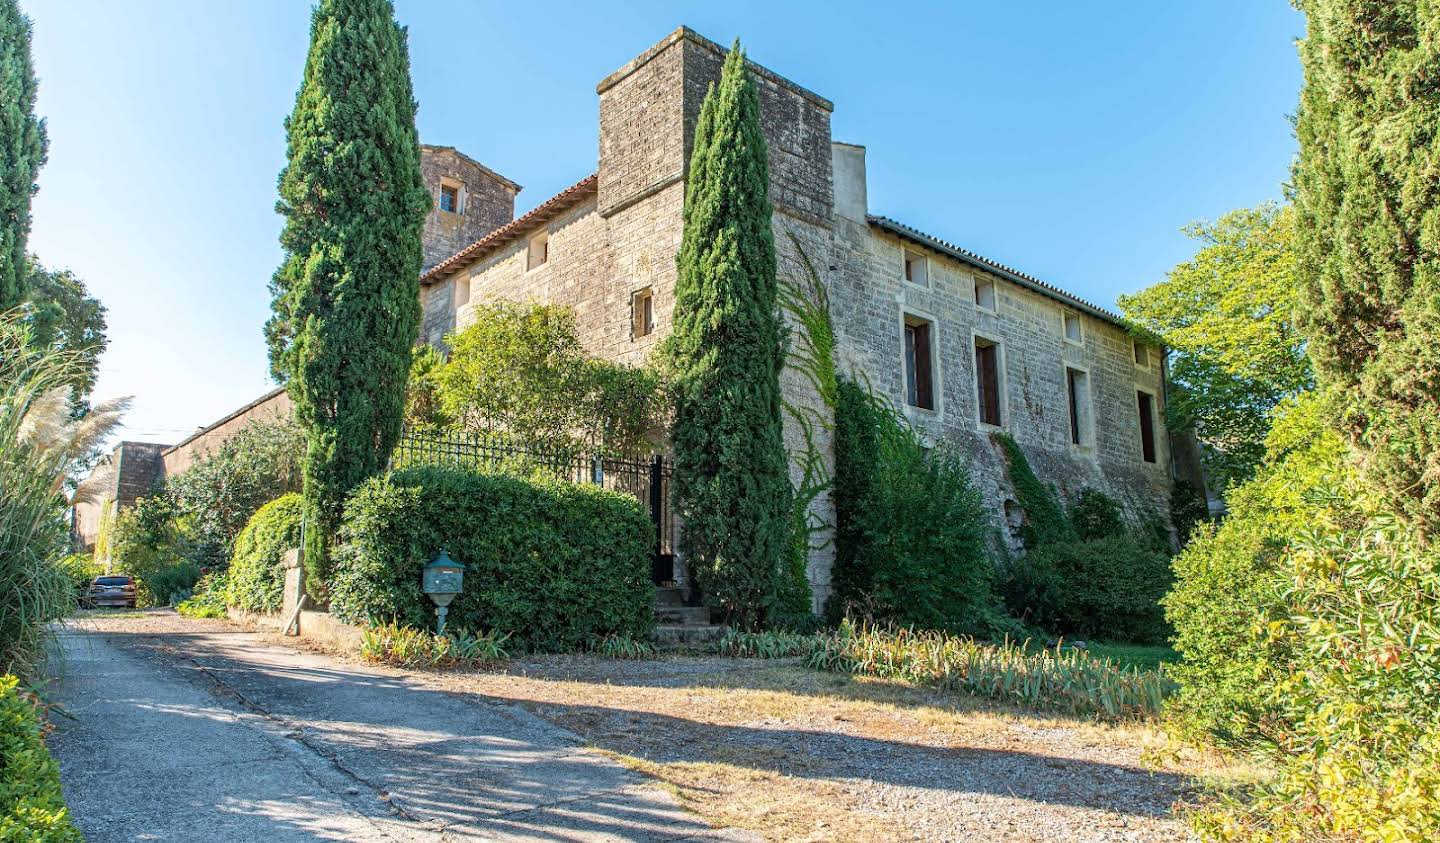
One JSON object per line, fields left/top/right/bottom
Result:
{"left": 419, "top": 144, "right": 520, "bottom": 273}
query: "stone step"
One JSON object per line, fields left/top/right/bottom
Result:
{"left": 653, "top": 623, "right": 725, "bottom": 651}
{"left": 653, "top": 586, "right": 686, "bottom": 607}
{"left": 653, "top": 605, "right": 710, "bottom": 626}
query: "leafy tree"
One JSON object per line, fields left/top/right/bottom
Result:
{"left": 1119, "top": 203, "right": 1311, "bottom": 489}
{"left": 660, "top": 43, "right": 792, "bottom": 630}
{"left": 20, "top": 258, "right": 107, "bottom": 407}
{"left": 0, "top": 0, "right": 46, "bottom": 310}
{"left": 403, "top": 344, "right": 448, "bottom": 430}
{"left": 266, "top": 0, "right": 429, "bottom": 597}
{"left": 436, "top": 302, "right": 662, "bottom": 453}
{"left": 166, "top": 418, "right": 304, "bottom": 567}
{"left": 1292, "top": 0, "right": 1440, "bottom": 534}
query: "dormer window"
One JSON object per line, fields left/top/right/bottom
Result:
{"left": 527, "top": 231, "right": 549, "bottom": 271}
{"left": 439, "top": 183, "right": 460, "bottom": 214}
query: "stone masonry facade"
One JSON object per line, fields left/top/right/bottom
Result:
{"left": 416, "top": 27, "right": 1176, "bottom": 610}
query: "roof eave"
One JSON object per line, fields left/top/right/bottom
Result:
{"left": 866, "top": 215, "right": 1130, "bottom": 329}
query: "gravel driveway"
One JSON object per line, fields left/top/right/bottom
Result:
{"left": 47, "top": 611, "right": 749, "bottom": 842}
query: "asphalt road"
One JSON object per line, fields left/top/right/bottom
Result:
{"left": 48, "top": 612, "right": 747, "bottom": 842}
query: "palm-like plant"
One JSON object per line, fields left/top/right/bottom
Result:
{"left": 1, "top": 311, "right": 126, "bottom": 675}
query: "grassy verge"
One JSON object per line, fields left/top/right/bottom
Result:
{"left": 721, "top": 622, "right": 1174, "bottom": 720}
{"left": 1079, "top": 642, "right": 1178, "bottom": 672}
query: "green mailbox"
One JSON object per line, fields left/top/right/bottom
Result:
{"left": 421, "top": 548, "right": 465, "bottom": 635}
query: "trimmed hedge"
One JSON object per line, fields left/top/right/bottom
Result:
{"left": 226, "top": 493, "right": 303, "bottom": 613}
{"left": 1, "top": 675, "right": 81, "bottom": 841}
{"left": 1019, "top": 535, "right": 1172, "bottom": 644}
{"left": 331, "top": 467, "right": 654, "bottom": 652}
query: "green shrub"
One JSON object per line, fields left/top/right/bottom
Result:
{"left": 225, "top": 493, "right": 303, "bottom": 613}
{"left": 1068, "top": 489, "right": 1125, "bottom": 541}
{"left": 1020, "top": 536, "right": 1172, "bottom": 644}
{"left": 0, "top": 675, "right": 81, "bottom": 841}
{"left": 589, "top": 633, "right": 655, "bottom": 660}
{"left": 1168, "top": 479, "right": 1209, "bottom": 548}
{"left": 175, "top": 572, "right": 228, "bottom": 619}
{"left": 1164, "top": 394, "right": 1344, "bottom": 746}
{"left": 55, "top": 553, "right": 101, "bottom": 601}
{"left": 828, "top": 379, "right": 994, "bottom": 633}
{"left": 719, "top": 628, "right": 816, "bottom": 659}
{"left": 145, "top": 562, "right": 202, "bottom": 607}
{"left": 332, "top": 467, "right": 654, "bottom": 652}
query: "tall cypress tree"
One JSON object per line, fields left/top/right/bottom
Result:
{"left": 0, "top": 0, "right": 47, "bottom": 310}
{"left": 1293, "top": 0, "right": 1440, "bottom": 534}
{"left": 268, "top": 0, "right": 428, "bottom": 596}
{"left": 662, "top": 42, "right": 792, "bottom": 630}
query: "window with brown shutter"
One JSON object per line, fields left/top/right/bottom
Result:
{"left": 1137, "top": 390, "right": 1157, "bottom": 463}
{"left": 904, "top": 316, "right": 934, "bottom": 410}
{"left": 975, "top": 337, "right": 1001, "bottom": 426}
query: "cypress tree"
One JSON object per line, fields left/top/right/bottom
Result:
{"left": 267, "top": 0, "right": 428, "bottom": 597}
{"left": 1293, "top": 0, "right": 1440, "bottom": 534}
{"left": 662, "top": 42, "right": 792, "bottom": 630}
{"left": 0, "top": 0, "right": 46, "bottom": 310}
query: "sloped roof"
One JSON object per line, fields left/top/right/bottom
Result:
{"left": 868, "top": 215, "right": 1128, "bottom": 328}
{"left": 421, "top": 174, "right": 598, "bottom": 285}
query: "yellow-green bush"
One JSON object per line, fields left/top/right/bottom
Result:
{"left": 0, "top": 675, "right": 81, "bottom": 841}
{"left": 224, "top": 493, "right": 302, "bottom": 613}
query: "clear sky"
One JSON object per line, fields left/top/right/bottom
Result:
{"left": 23, "top": 1, "right": 1304, "bottom": 445}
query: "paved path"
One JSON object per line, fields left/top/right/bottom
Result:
{"left": 49, "top": 613, "right": 747, "bottom": 842}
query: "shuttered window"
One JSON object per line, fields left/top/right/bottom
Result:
{"left": 904, "top": 318, "right": 934, "bottom": 410}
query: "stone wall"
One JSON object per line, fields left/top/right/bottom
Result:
{"left": 71, "top": 441, "right": 170, "bottom": 551}
{"left": 162, "top": 389, "right": 293, "bottom": 477}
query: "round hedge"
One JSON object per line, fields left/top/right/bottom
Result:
{"left": 331, "top": 467, "right": 654, "bottom": 652}
{"left": 225, "top": 493, "right": 303, "bottom": 613}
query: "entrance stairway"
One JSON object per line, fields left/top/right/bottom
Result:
{"left": 652, "top": 586, "right": 723, "bottom": 649}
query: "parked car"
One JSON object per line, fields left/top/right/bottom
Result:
{"left": 85, "top": 575, "right": 138, "bottom": 609}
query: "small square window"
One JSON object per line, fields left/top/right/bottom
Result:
{"left": 631, "top": 287, "right": 654, "bottom": 339}
{"left": 527, "top": 231, "right": 549, "bottom": 271}
{"left": 1063, "top": 312, "right": 1082, "bottom": 344}
{"left": 1133, "top": 340, "right": 1150, "bottom": 369}
{"left": 439, "top": 184, "right": 459, "bottom": 213}
{"left": 902, "top": 248, "right": 929, "bottom": 287}
{"left": 974, "top": 276, "right": 997, "bottom": 312}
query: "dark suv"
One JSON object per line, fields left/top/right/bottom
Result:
{"left": 85, "top": 575, "right": 137, "bottom": 609}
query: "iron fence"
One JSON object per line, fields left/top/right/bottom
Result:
{"left": 391, "top": 428, "right": 676, "bottom": 579}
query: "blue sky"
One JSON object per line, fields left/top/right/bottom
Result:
{"left": 23, "top": 1, "right": 1304, "bottom": 444}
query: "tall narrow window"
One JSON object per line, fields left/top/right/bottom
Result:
{"left": 904, "top": 316, "right": 934, "bottom": 410}
{"left": 1137, "top": 390, "right": 1157, "bottom": 463}
{"left": 1133, "top": 340, "right": 1150, "bottom": 369}
{"left": 527, "top": 231, "right": 549, "bottom": 271}
{"left": 1066, "top": 367, "right": 1091, "bottom": 446}
{"left": 439, "top": 183, "right": 458, "bottom": 213}
{"left": 975, "top": 337, "right": 1002, "bottom": 426}
{"left": 631, "top": 287, "right": 654, "bottom": 339}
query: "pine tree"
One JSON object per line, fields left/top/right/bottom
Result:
{"left": 268, "top": 0, "right": 428, "bottom": 597}
{"left": 0, "top": 0, "right": 46, "bottom": 310}
{"left": 662, "top": 42, "right": 792, "bottom": 630}
{"left": 1293, "top": 0, "right": 1440, "bottom": 534}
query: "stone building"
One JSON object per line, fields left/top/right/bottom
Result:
{"left": 77, "top": 27, "right": 1176, "bottom": 609}
{"left": 71, "top": 442, "right": 169, "bottom": 553}
{"left": 417, "top": 27, "right": 1175, "bottom": 609}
